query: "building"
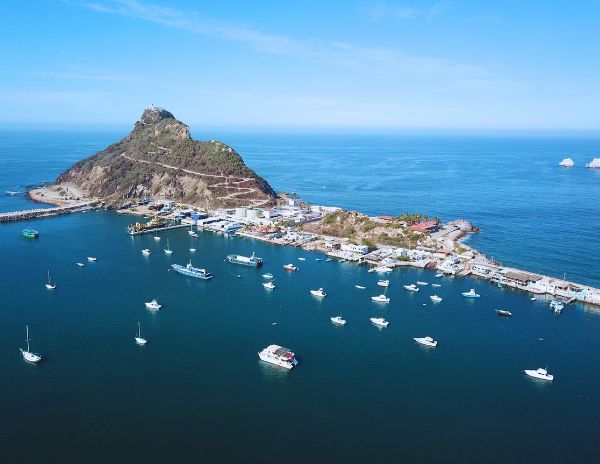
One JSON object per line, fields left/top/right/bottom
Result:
{"left": 340, "top": 243, "right": 369, "bottom": 254}
{"left": 409, "top": 220, "right": 439, "bottom": 233}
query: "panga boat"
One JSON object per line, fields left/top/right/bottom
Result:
{"left": 145, "top": 298, "right": 161, "bottom": 310}
{"left": 416, "top": 281, "right": 428, "bottom": 286}
{"left": 414, "top": 336, "right": 437, "bottom": 347}
{"left": 370, "top": 317, "right": 389, "bottom": 327}
{"left": 496, "top": 309, "right": 513, "bottom": 317}
{"left": 310, "top": 288, "right": 327, "bottom": 298}
{"left": 20, "top": 325, "right": 42, "bottom": 363}
{"left": 45, "top": 270, "right": 56, "bottom": 290}
{"left": 76, "top": 262, "right": 85, "bottom": 267}
{"left": 524, "top": 368, "right": 554, "bottom": 381}
{"left": 377, "top": 280, "right": 390, "bottom": 287}
{"left": 355, "top": 285, "right": 366, "bottom": 289}
{"left": 134, "top": 322, "right": 147, "bottom": 345}
{"left": 227, "top": 252, "right": 263, "bottom": 267}
{"left": 142, "top": 248, "right": 151, "bottom": 255}
{"left": 263, "top": 281, "right": 276, "bottom": 289}
{"left": 404, "top": 284, "right": 419, "bottom": 292}
{"left": 283, "top": 264, "right": 298, "bottom": 271}
{"left": 371, "top": 294, "right": 390, "bottom": 303}
{"left": 22, "top": 228, "right": 39, "bottom": 239}
{"left": 430, "top": 295, "right": 443, "bottom": 303}
{"left": 258, "top": 344, "right": 298, "bottom": 369}
{"left": 171, "top": 260, "right": 214, "bottom": 280}
{"left": 87, "top": 256, "right": 97, "bottom": 262}
{"left": 462, "top": 289, "right": 480, "bottom": 298}
{"left": 262, "top": 273, "right": 274, "bottom": 279}
{"left": 330, "top": 316, "right": 347, "bottom": 325}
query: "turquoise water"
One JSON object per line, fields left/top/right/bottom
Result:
{"left": 1, "top": 131, "right": 600, "bottom": 462}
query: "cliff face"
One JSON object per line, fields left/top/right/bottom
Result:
{"left": 55, "top": 106, "right": 276, "bottom": 208}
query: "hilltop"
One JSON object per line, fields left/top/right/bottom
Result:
{"left": 54, "top": 106, "right": 276, "bottom": 208}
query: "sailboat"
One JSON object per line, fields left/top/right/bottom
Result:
{"left": 45, "top": 270, "right": 56, "bottom": 290}
{"left": 134, "top": 322, "right": 147, "bottom": 345}
{"left": 20, "top": 325, "right": 42, "bottom": 363}
{"left": 154, "top": 231, "right": 161, "bottom": 240}
{"left": 164, "top": 239, "right": 173, "bottom": 255}
{"left": 188, "top": 225, "right": 195, "bottom": 236}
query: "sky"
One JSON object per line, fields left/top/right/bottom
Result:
{"left": 1, "top": 0, "right": 599, "bottom": 131}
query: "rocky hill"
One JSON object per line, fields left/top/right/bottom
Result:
{"left": 55, "top": 106, "right": 276, "bottom": 208}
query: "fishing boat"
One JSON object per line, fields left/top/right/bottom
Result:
{"left": 87, "top": 256, "right": 97, "bottom": 262}
{"left": 283, "top": 264, "right": 298, "bottom": 271}
{"left": 330, "top": 316, "right": 347, "bottom": 325}
{"left": 142, "top": 248, "right": 151, "bottom": 255}
{"left": 371, "top": 294, "right": 390, "bottom": 303}
{"left": 310, "top": 288, "right": 327, "bottom": 298}
{"left": 462, "top": 289, "right": 480, "bottom": 298}
{"left": 258, "top": 344, "right": 298, "bottom": 369}
{"left": 227, "top": 252, "right": 263, "bottom": 267}
{"left": 164, "top": 239, "right": 173, "bottom": 255}
{"left": 414, "top": 336, "right": 437, "bottom": 347}
{"left": 377, "top": 280, "right": 390, "bottom": 287}
{"left": 524, "top": 368, "right": 554, "bottom": 381}
{"left": 134, "top": 322, "right": 147, "bottom": 345}
{"left": 355, "top": 285, "right": 366, "bottom": 289}
{"left": 22, "top": 228, "right": 39, "bottom": 239}
{"left": 496, "top": 309, "right": 513, "bottom": 317}
{"left": 171, "top": 260, "right": 214, "bottom": 280}
{"left": 20, "top": 325, "right": 42, "bottom": 363}
{"left": 126, "top": 216, "right": 167, "bottom": 235}
{"left": 76, "top": 262, "right": 85, "bottom": 267}
{"left": 404, "top": 284, "right": 419, "bottom": 292}
{"left": 145, "top": 298, "right": 162, "bottom": 310}
{"left": 416, "top": 281, "right": 428, "bottom": 286}
{"left": 430, "top": 295, "right": 442, "bottom": 303}
{"left": 370, "top": 317, "right": 389, "bottom": 327}
{"left": 45, "top": 270, "right": 56, "bottom": 290}
{"left": 263, "top": 281, "right": 276, "bottom": 289}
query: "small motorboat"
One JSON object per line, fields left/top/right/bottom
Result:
{"left": 87, "top": 256, "right": 97, "bottom": 262}
{"left": 315, "top": 258, "right": 323, "bottom": 262}
{"left": 416, "top": 281, "right": 428, "bottom": 286}
{"left": 371, "top": 294, "right": 390, "bottom": 303}
{"left": 190, "top": 248, "right": 196, "bottom": 252}
{"left": 330, "top": 316, "right": 347, "bottom": 325}
{"left": 262, "top": 273, "right": 274, "bottom": 279}
{"left": 355, "top": 285, "right": 366, "bottom": 289}
{"left": 430, "top": 295, "right": 442, "bottom": 303}
{"left": 310, "top": 288, "right": 327, "bottom": 298}
{"left": 370, "top": 317, "right": 389, "bottom": 328}
{"left": 134, "top": 322, "right": 147, "bottom": 345}
{"left": 263, "top": 282, "right": 276, "bottom": 289}
{"left": 283, "top": 264, "right": 298, "bottom": 271}
{"left": 191, "top": 233, "right": 199, "bottom": 238}
{"left": 145, "top": 298, "right": 162, "bottom": 310}
{"left": 19, "top": 325, "right": 42, "bottom": 363}
{"left": 414, "top": 336, "right": 437, "bottom": 347}
{"left": 435, "top": 273, "right": 443, "bottom": 278}
{"left": 462, "top": 289, "right": 480, "bottom": 298}
{"left": 76, "top": 262, "right": 85, "bottom": 267}
{"left": 530, "top": 297, "right": 537, "bottom": 301}
{"left": 404, "top": 284, "right": 419, "bottom": 292}
{"left": 496, "top": 309, "right": 513, "bottom": 318}
{"left": 524, "top": 368, "right": 554, "bottom": 381}
{"left": 377, "top": 280, "right": 390, "bottom": 287}
{"left": 325, "top": 258, "right": 333, "bottom": 262}
{"left": 431, "top": 283, "right": 441, "bottom": 287}
{"left": 142, "top": 248, "right": 151, "bottom": 255}
{"left": 375, "top": 266, "right": 393, "bottom": 273}
{"left": 298, "top": 257, "right": 306, "bottom": 261}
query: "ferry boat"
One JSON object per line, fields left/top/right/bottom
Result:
{"left": 227, "top": 252, "right": 263, "bottom": 267}
{"left": 430, "top": 295, "right": 442, "bottom": 303}
{"left": 20, "top": 325, "right": 42, "bottom": 363}
{"left": 414, "top": 336, "right": 437, "bottom": 347}
{"left": 462, "top": 289, "right": 480, "bottom": 298}
{"left": 134, "top": 322, "right": 147, "bottom": 346}
{"left": 262, "top": 273, "right": 274, "bottom": 279}
{"left": 550, "top": 299, "right": 565, "bottom": 313}
{"left": 126, "top": 216, "right": 167, "bottom": 235}
{"left": 142, "top": 248, "right": 151, "bottom": 255}
{"left": 145, "top": 299, "right": 161, "bottom": 310}
{"left": 370, "top": 317, "right": 389, "bottom": 327}
{"left": 330, "top": 316, "right": 347, "bottom": 325}
{"left": 377, "top": 279, "right": 390, "bottom": 287}
{"left": 404, "top": 284, "right": 419, "bottom": 292}
{"left": 258, "top": 344, "right": 298, "bottom": 369}
{"left": 371, "top": 294, "right": 390, "bottom": 303}
{"left": 263, "top": 281, "right": 276, "bottom": 289}
{"left": 496, "top": 309, "right": 513, "bottom": 317}
{"left": 310, "top": 288, "right": 327, "bottom": 298}
{"left": 524, "top": 368, "right": 554, "bottom": 381}
{"left": 22, "top": 228, "right": 39, "bottom": 239}
{"left": 283, "top": 264, "right": 298, "bottom": 271}
{"left": 171, "top": 260, "right": 214, "bottom": 280}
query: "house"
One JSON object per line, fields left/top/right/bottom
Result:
{"left": 409, "top": 220, "right": 439, "bottom": 233}
{"left": 341, "top": 243, "right": 369, "bottom": 254}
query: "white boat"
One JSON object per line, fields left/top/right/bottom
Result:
{"left": 315, "top": 258, "right": 323, "bottom": 262}
{"left": 45, "top": 270, "right": 56, "bottom": 290}
{"left": 462, "top": 289, "right": 480, "bottom": 298}
{"left": 76, "top": 262, "right": 85, "bottom": 267}
{"left": 355, "top": 285, "right": 366, "bottom": 289}
{"left": 330, "top": 316, "right": 347, "bottom": 325}
{"left": 550, "top": 299, "right": 565, "bottom": 313}
{"left": 20, "top": 325, "right": 42, "bottom": 363}
{"left": 263, "top": 281, "right": 276, "bottom": 289}
{"left": 371, "top": 294, "right": 390, "bottom": 303}
{"left": 430, "top": 295, "right": 443, "bottom": 303}
{"left": 370, "top": 317, "right": 389, "bottom": 327}
{"left": 414, "top": 336, "right": 437, "bottom": 347}
{"left": 191, "top": 233, "right": 199, "bottom": 238}
{"left": 325, "top": 258, "right": 333, "bottom": 262}
{"left": 258, "top": 344, "right": 298, "bottom": 369}
{"left": 416, "top": 281, "right": 428, "bottom": 286}
{"left": 145, "top": 298, "right": 162, "bottom": 310}
{"left": 164, "top": 239, "right": 173, "bottom": 255}
{"left": 377, "top": 279, "right": 390, "bottom": 287}
{"left": 154, "top": 232, "right": 161, "bottom": 240}
{"left": 375, "top": 266, "right": 393, "bottom": 273}
{"left": 298, "top": 257, "right": 306, "bottom": 261}
{"left": 435, "top": 273, "right": 443, "bottom": 278}
{"left": 142, "top": 248, "right": 151, "bottom": 255}
{"left": 530, "top": 297, "right": 537, "bottom": 301}
{"left": 368, "top": 268, "right": 375, "bottom": 273}
{"left": 262, "top": 273, "right": 274, "bottom": 279}
{"left": 283, "top": 264, "right": 298, "bottom": 271}
{"left": 87, "top": 256, "right": 97, "bottom": 262}
{"left": 431, "top": 283, "right": 441, "bottom": 287}
{"left": 188, "top": 226, "right": 195, "bottom": 235}
{"left": 134, "top": 322, "right": 147, "bottom": 345}
{"left": 190, "top": 248, "right": 196, "bottom": 252}
{"left": 524, "top": 368, "right": 554, "bottom": 381}
{"left": 496, "top": 309, "right": 513, "bottom": 317}
{"left": 404, "top": 284, "right": 419, "bottom": 292}
{"left": 310, "top": 288, "right": 327, "bottom": 298}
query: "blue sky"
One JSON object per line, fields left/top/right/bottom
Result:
{"left": 1, "top": 1, "right": 599, "bottom": 131}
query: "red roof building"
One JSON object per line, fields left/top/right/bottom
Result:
{"left": 409, "top": 220, "right": 439, "bottom": 233}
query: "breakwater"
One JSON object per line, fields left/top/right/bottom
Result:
{"left": 0, "top": 202, "right": 96, "bottom": 223}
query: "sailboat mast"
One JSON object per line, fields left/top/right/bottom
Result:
{"left": 25, "top": 325, "right": 30, "bottom": 352}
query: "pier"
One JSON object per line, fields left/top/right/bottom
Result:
{"left": 0, "top": 202, "right": 96, "bottom": 223}
{"left": 127, "top": 223, "right": 190, "bottom": 235}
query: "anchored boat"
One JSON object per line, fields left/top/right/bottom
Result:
{"left": 20, "top": 325, "right": 42, "bottom": 363}
{"left": 22, "top": 228, "right": 39, "bottom": 239}
{"left": 172, "top": 260, "right": 214, "bottom": 280}
{"left": 258, "top": 344, "right": 298, "bottom": 369}
{"left": 227, "top": 252, "right": 263, "bottom": 267}
{"left": 462, "top": 289, "right": 480, "bottom": 298}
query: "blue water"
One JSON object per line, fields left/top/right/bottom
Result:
{"left": 1, "top": 131, "right": 600, "bottom": 462}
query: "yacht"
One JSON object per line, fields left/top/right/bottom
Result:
{"left": 164, "top": 239, "right": 173, "bottom": 255}
{"left": 375, "top": 266, "right": 393, "bottom": 273}
{"left": 20, "top": 325, "right": 42, "bottom": 363}
{"left": 87, "top": 256, "right": 97, "bottom": 262}
{"left": 404, "top": 284, "right": 419, "bottom": 292}
{"left": 550, "top": 299, "right": 565, "bottom": 314}
{"left": 377, "top": 279, "right": 390, "bottom": 287}
{"left": 496, "top": 309, "right": 513, "bottom": 318}
{"left": 283, "top": 264, "right": 298, "bottom": 271}
{"left": 462, "top": 289, "right": 480, "bottom": 298}
{"left": 416, "top": 281, "right": 428, "bottom": 286}
{"left": 134, "top": 322, "right": 147, "bottom": 345}
{"left": 430, "top": 295, "right": 443, "bottom": 303}
{"left": 145, "top": 298, "right": 162, "bottom": 310}
{"left": 76, "top": 262, "right": 85, "bottom": 267}
{"left": 45, "top": 270, "right": 56, "bottom": 290}
{"left": 414, "top": 336, "right": 437, "bottom": 347}
{"left": 227, "top": 252, "right": 263, "bottom": 267}
{"left": 310, "top": 288, "right": 327, "bottom": 298}
{"left": 355, "top": 285, "right": 366, "bottom": 289}
{"left": 371, "top": 294, "right": 390, "bottom": 303}
{"left": 258, "top": 344, "right": 298, "bottom": 369}
{"left": 330, "top": 316, "right": 347, "bottom": 325}
{"left": 263, "top": 281, "right": 276, "bottom": 289}
{"left": 262, "top": 273, "right": 274, "bottom": 279}
{"left": 524, "top": 368, "right": 554, "bottom": 381}
{"left": 370, "top": 317, "right": 389, "bottom": 327}
{"left": 171, "top": 260, "right": 214, "bottom": 280}
{"left": 142, "top": 248, "right": 151, "bottom": 255}
{"left": 435, "top": 273, "right": 444, "bottom": 278}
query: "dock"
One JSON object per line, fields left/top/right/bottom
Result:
{"left": 0, "top": 202, "right": 96, "bottom": 223}
{"left": 127, "top": 223, "right": 190, "bottom": 235}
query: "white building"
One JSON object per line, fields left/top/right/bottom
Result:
{"left": 340, "top": 243, "right": 369, "bottom": 255}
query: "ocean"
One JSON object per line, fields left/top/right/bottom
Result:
{"left": 1, "top": 130, "right": 599, "bottom": 462}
